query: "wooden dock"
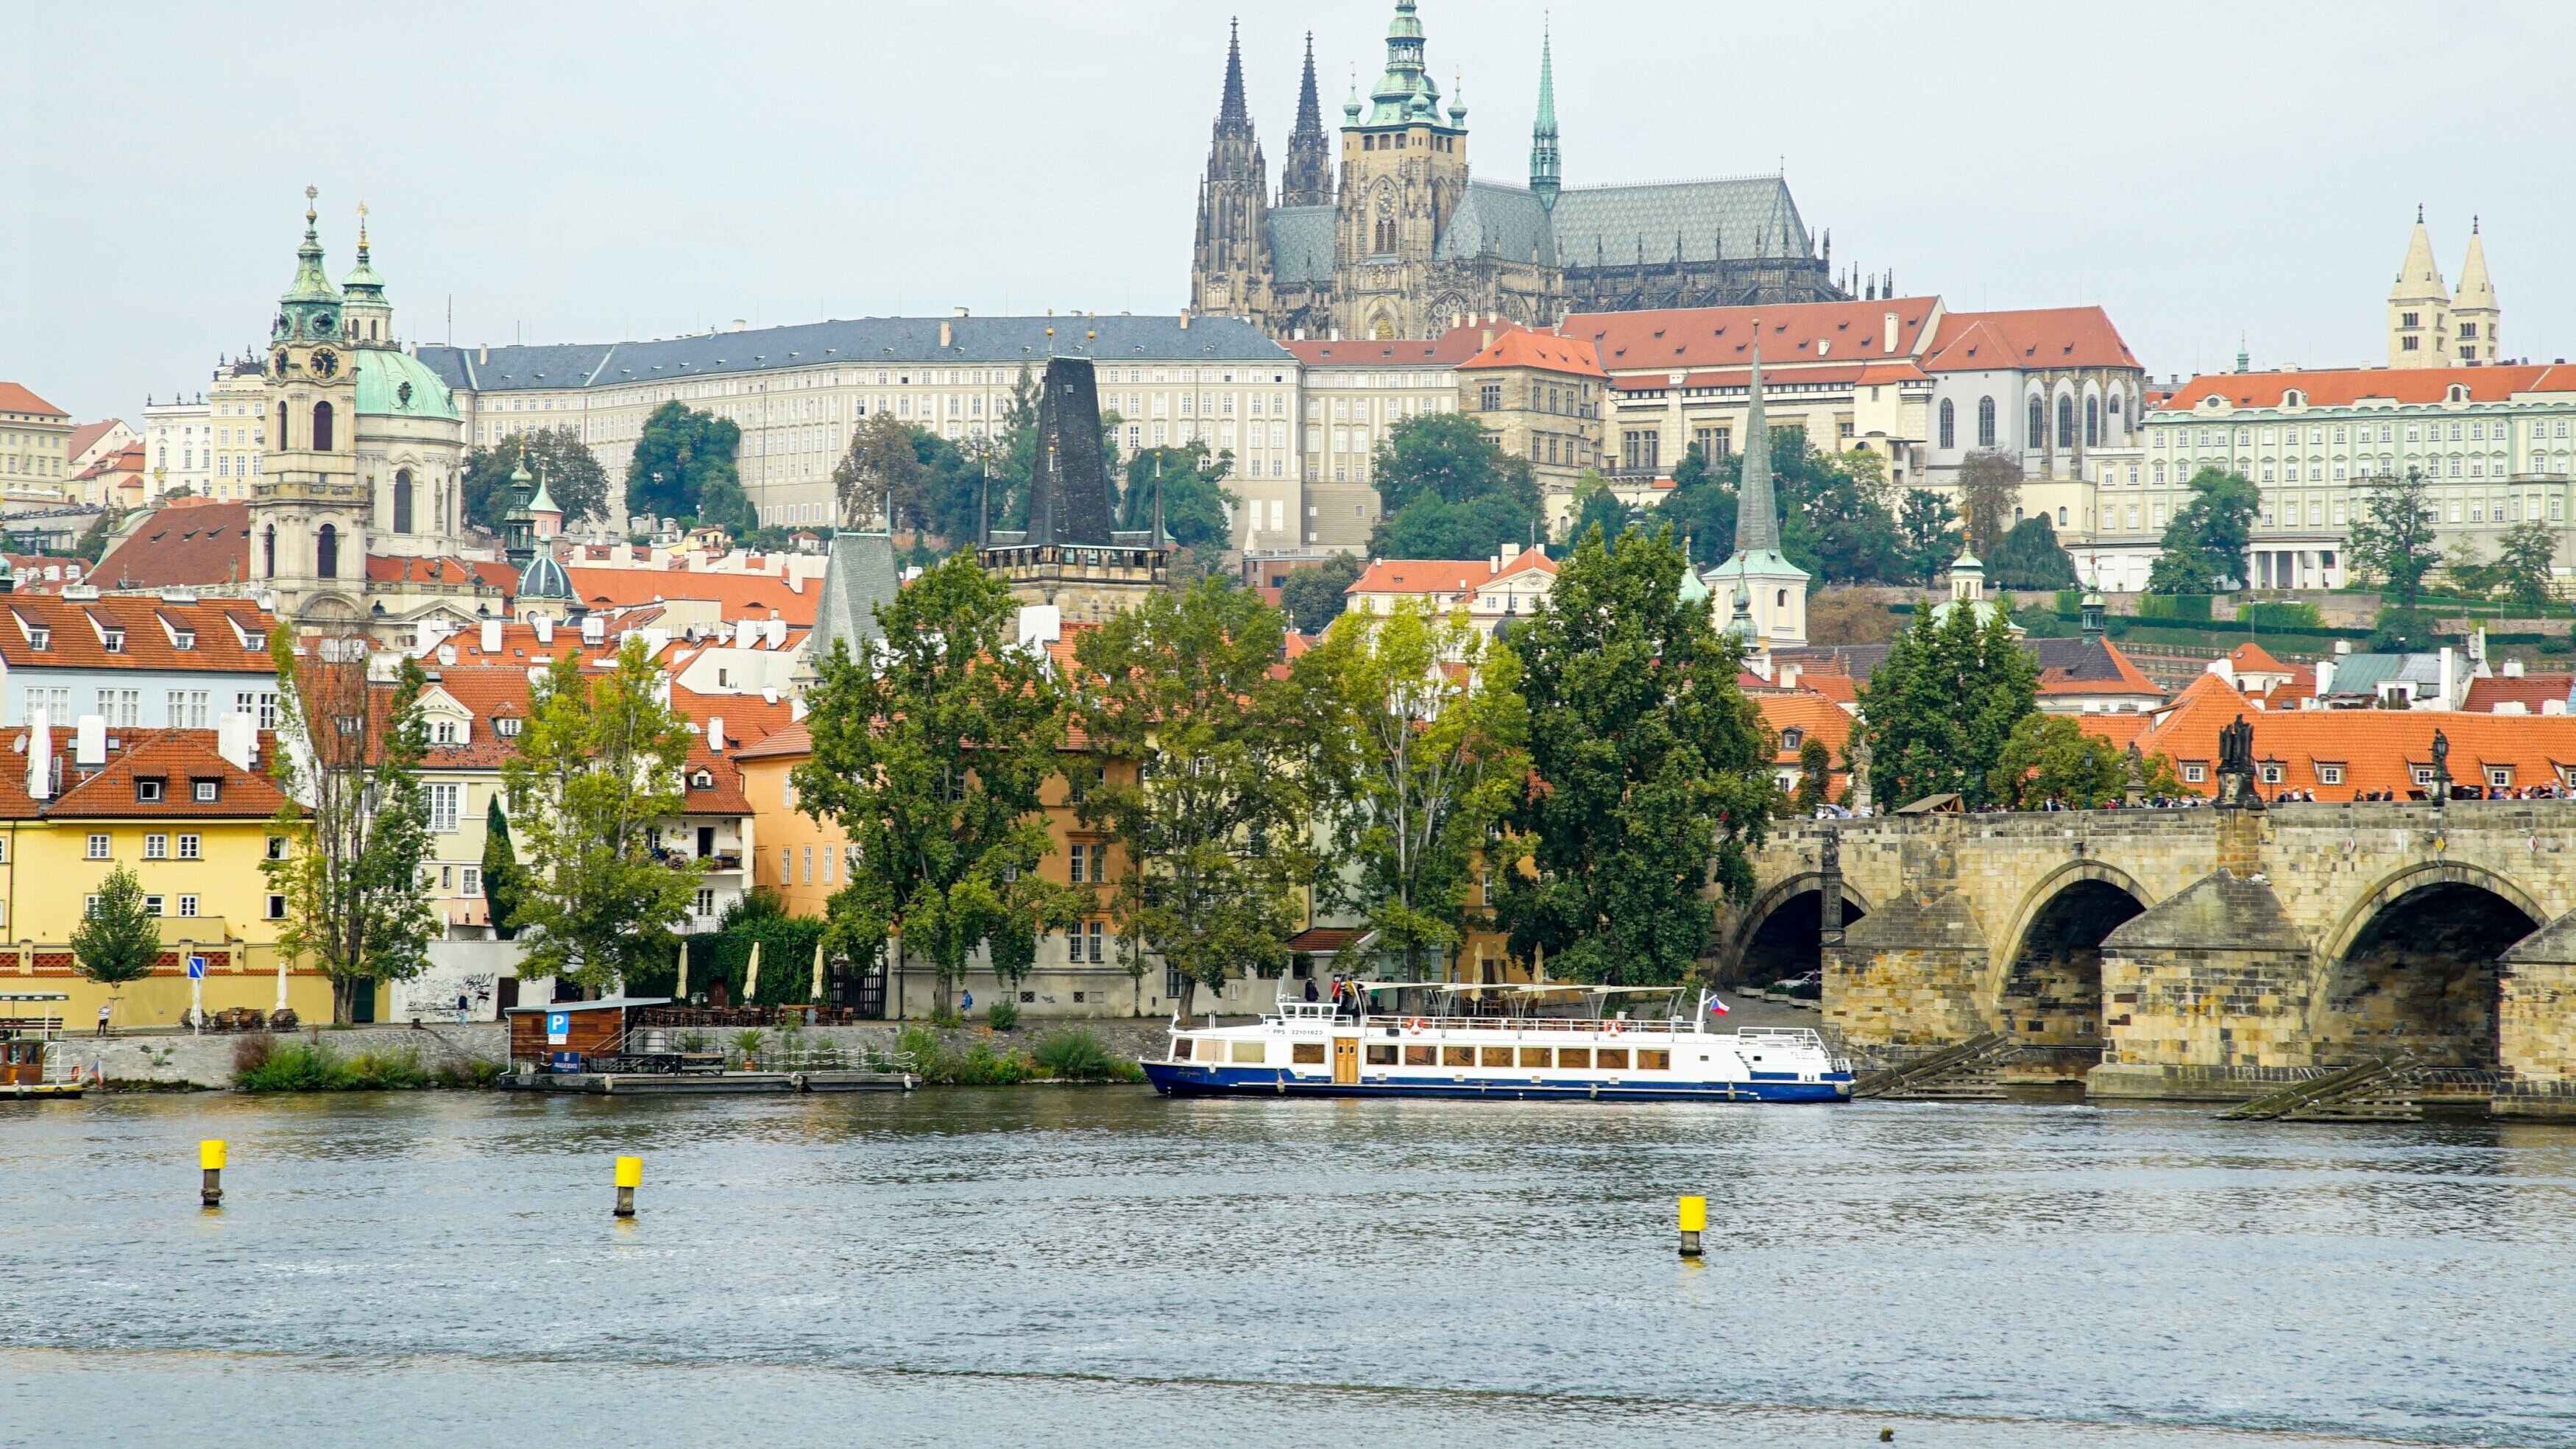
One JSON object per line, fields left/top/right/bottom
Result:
{"left": 500, "top": 1068, "right": 915, "bottom": 1095}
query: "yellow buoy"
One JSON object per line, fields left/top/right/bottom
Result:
{"left": 613, "top": 1155, "right": 643, "bottom": 1218}
{"left": 199, "top": 1139, "right": 227, "bottom": 1207}
{"left": 1678, "top": 1194, "right": 1706, "bottom": 1257}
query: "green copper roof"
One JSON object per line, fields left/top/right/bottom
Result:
{"left": 341, "top": 211, "right": 386, "bottom": 299}
{"left": 352, "top": 348, "right": 459, "bottom": 421}
{"left": 1366, "top": 0, "right": 1448, "bottom": 127}
{"left": 275, "top": 187, "right": 343, "bottom": 344}
{"left": 527, "top": 470, "right": 559, "bottom": 515}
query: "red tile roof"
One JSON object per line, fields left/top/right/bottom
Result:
{"left": 367, "top": 555, "right": 517, "bottom": 591}
{"left": 2463, "top": 674, "right": 2576, "bottom": 714}
{"left": 1459, "top": 330, "right": 1606, "bottom": 376}
{"left": 565, "top": 566, "right": 817, "bottom": 626}
{"left": 732, "top": 718, "right": 813, "bottom": 762}
{"left": 1612, "top": 360, "right": 1931, "bottom": 394}
{"left": 92, "top": 500, "right": 252, "bottom": 591}
{"left": 1758, "top": 691, "right": 1855, "bottom": 767}
{"left": 2037, "top": 638, "right": 2162, "bottom": 698}
{"left": 0, "top": 383, "right": 67, "bottom": 419}
{"left": 1569, "top": 299, "right": 1941, "bottom": 375}
{"left": 2158, "top": 363, "right": 2576, "bottom": 413}
{"left": 0, "top": 594, "right": 275, "bottom": 673}
{"left": 33, "top": 728, "right": 291, "bottom": 821}
{"left": 66, "top": 421, "right": 123, "bottom": 461}
{"left": 2227, "top": 642, "right": 2293, "bottom": 675}
{"left": 2109, "top": 707, "right": 2576, "bottom": 801}
{"left": 1282, "top": 322, "right": 1515, "bottom": 368}
{"left": 1346, "top": 547, "right": 1556, "bottom": 598}
{"left": 1922, "top": 307, "right": 2137, "bottom": 373}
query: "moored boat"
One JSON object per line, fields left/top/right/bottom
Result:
{"left": 1142, "top": 982, "right": 1850, "bottom": 1102}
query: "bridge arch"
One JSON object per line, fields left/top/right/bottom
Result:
{"left": 1980, "top": 861, "right": 2151, "bottom": 1057}
{"left": 2307, "top": 860, "right": 2547, "bottom": 1069}
{"left": 1725, "top": 871, "right": 1874, "bottom": 985}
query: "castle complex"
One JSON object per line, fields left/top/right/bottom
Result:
{"left": 1189, "top": 4, "right": 1848, "bottom": 343}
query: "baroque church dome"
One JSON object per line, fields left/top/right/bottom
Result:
{"left": 352, "top": 348, "right": 459, "bottom": 422}
{"left": 517, "top": 549, "right": 573, "bottom": 601}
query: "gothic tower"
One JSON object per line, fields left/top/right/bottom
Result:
{"left": 255, "top": 187, "right": 368, "bottom": 627}
{"left": 1528, "top": 23, "right": 1560, "bottom": 213}
{"left": 1332, "top": 0, "right": 1471, "bottom": 340}
{"left": 2386, "top": 205, "right": 2452, "bottom": 370}
{"left": 1279, "top": 32, "right": 1334, "bottom": 208}
{"left": 2453, "top": 217, "right": 2501, "bottom": 365}
{"left": 1189, "top": 19, "right": 1274, "bottom": 322}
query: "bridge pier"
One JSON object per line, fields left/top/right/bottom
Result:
{"left": 2498, "top": 913, "right": 2576, "bottom": 1120}
{"left": 2087, "top": 871, "right": 2320, "bottom": 1101}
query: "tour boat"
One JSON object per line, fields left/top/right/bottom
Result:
{"left": 1143, "top": 982, "right": 1852, "bottom": 1102}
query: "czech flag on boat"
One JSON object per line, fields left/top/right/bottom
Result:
{"left": 1709, "top": 997, "right": 1730, "bottom": 1016}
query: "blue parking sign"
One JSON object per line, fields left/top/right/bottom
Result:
{"left": 185, "top": 956, "right": 207, "bottom": 979}
{"left": 545, "top": 1010, "right": 571, "bottom": 1045}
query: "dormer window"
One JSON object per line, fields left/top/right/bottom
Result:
{"left": 194, "top": 780, "right": 219, "bottom": 803}
{"left": 136, "top": 776, "right": 164, "bottom": 803}
{"left": 1780, "top": 728, "right": 1804, "bottom": 752}
{"left": 432, "top": 719, "right": 464, "bottom": 745}
{"left": 690, "top": 768, "right": 714, "bottom": 790}
{"left": 26, "top": 626, "right": 48, "bottom": 651}
{"left": 173, "top": 631, "right": 196, "bottom": 651}
{"left": 495, "top": 716, "right": 522, "bottom": 738}
{"left": 102, "top": 628, "right": 124, "bottom": 653}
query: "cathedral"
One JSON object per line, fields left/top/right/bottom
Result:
{"left": 1189, "top": 3, "right": 1848, "bottom": 342}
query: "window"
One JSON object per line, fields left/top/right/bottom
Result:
{"left": 1069, "top": 842, "right": 1090, "bottom": 883}
{"left": 428, "top": 783, "right": 461, "bottom": 835}
{"left": 695, "top": 888, "right": 715, "bottom": 918}
{"left": 1596, "top": 1048, "right": 1630, "bottom": 1070}
{"left": 144, "top": 895, "right": 165, "bottom": 917}
{"left": 1085, "top": 919, "right": 1105, "bottom": 963}
{"left": 1638, "top": 1049, "right": 1671, "bottom": 1070}
{"left": 144, "top": 832, "right": 169, "bottom": 860}
{"left": 2057, "top": 394, "right": 2076, "bottom": 449}
{"left": 26, "top": 626, "right": 48, "bottom": 651}
{"left": 495, "top": 716, "right": 520, "bottom": 737}
{"left": 2489, "top": 767, "right": 2513, "bottom": 789}
{"left": 462, "top": 866, "right": 481, "bottom": 896}
{"left": 2260, "top": 764, "right": 2283, "bottom": 785}
{"left": 266, "top": 894, "right": 287, "bottom": 920}
{"left": 177, "top": 833, "right": 200, "bottom": 860}
{"left": 1621, "top": 429, "right": 1660, "bottom": 472}
{"left": 1938, "top": 398, "right": 1956, "bottom": 450}
{"left": 2317, "top": 765, "right": 2343, "bottom": 786}
{"left": 2085, "top": 395, "right": 2101, "bottom": 447}
{"left": 85, "top": 832, "right": 111, "bottom": 860}
{"left": 177, "top": 895, "right": 199, "bottom": 918}
{"left": 432, "top": 719, "right": 460, "bottom": 745}
{"left": 84, "top": 896, "right": 99, "bottom": 918}
{"left": 191, "top": 779, "right": 218, "bottom": 803}
{"left": 102, "top": 628, "right": 124, "bottom": 653}
{"left": 136, "top": 778, "right": 164, "bottom": 804}
{"left": 1479, "top": 383, "right": 1501, "bottom": 411}
{"left": 1292, "top": 1042, "right": 1327, "bottom": 1066}
{"left": 266, "top": 835, "right": 286, "bottom": 860}
{"left": 2182, "top": 762, "right": 2207, "bottom": 784}
{"left": 1366, "top": 1043, "right": 1398, "bottom": 1066}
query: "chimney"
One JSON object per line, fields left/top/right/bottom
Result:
{"left": 75, "top": 714, "right": 106, "bottom": 768}
{"left": 581, "top": 614, "right": 605, "bottom": 643}
{"left": 1178, "top": 309, "right": 1191, "bottom": 330}
{"left": 1884, "top": 311, "right": 1900, "bottom": 352}
{"left": 939, "top": 321, "right": 952, "bottom": 349}
{"left": 2505, "top": 659, "right": 2526, "bottom": 678}
{"left": 2313, "top": 658, "right": 2333, "bottom": 698}
{"left": 765, "top": 617, "right": 786, "bottom": 648}
{"left": 2439, "top": 646, "right": 2456, "bottom": 708}
{"left": 533, "top": 614, "right": 554, "bottom": 645}
{"left": 216, "top": 711, "right": 256, "bottom": 773}
{"left": 25, "top": 706, "right": 50, "bottom": 801}
{"left": 480, "top": 617, "right": 503, "bottom": 653}
{"left": 1018, "top": 603, "right": 1062, "bottom": 649}
{"left": 709, "top": 717, "right": 726, "bottom": 753}
{"left": 734, "top": 619, "right": 756, "bottom": 648}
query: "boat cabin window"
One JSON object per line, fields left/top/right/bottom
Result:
{"left": 1366, "top": 1043, "right": 1397, "bottom": 1065}
{"left": 1229, "top": 1040, "right": 1267, "bottom": 1064}
{"left": 1479, "top": 1046, "right": 1512, "bottom": 1067}
{"left": 1441, "top": 1046, "right": 1475, "bottom": 1067}
{"left": 1292, "top": 1042, "right": 1326, "bottom": 1065}
{"left": 1636, "top": 1049, "right": 1671, "bottom": 1070}
{"left": 1403, "top": 1045, "right": 1434, "bottom": 1066}
{"left": 1518, "top": 1046, "right": 1549, "bottom": 1068}
{"left": 1172, "top": 1038, "right": 1197, "bottom": 1060}
{"left": 1596, "top": 1048, "right": 1630, "bottom": 1070}
{"left": 1558, "top": 1047, "right": 1591, "bottom": 1069}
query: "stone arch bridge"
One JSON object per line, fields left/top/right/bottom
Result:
{"left": 1716, "top": 801, "right": 2576, "bottom": 1116}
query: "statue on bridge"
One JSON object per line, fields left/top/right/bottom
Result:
{"left": 2216, "top": 714, "right": 2264, "bottom": 811}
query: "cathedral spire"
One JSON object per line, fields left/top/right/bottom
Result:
{"left": 1529, "top": 20, "right": 1560, "bottom": 210}
{"left": 1217, "top": 17, "right": 1250, "bottom": 132}
{"left": 1279, "top": 30, "right": 1334, "bottom": 208}
{"left": 1735, "top": 320, "right": 1777, "bottom": 554}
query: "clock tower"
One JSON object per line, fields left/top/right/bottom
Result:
{"left": 255, "top": 187, "right": 368, "bottom": 627}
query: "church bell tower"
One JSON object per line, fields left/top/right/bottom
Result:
{"left": 255, "top": 186, "right": 368, "bottom": 626}
{"left": 1189, "top": 20, "right": 1274, "bottom": 322}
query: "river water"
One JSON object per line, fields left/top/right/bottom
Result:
{"left": 2, "top": 1088, "right": 2570, "bottom": 1448}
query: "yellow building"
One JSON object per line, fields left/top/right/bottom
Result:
{"left": 3, "top": 723, "right": 332, "bottom": 1030}
{"left": 1457, "top": 328, "right": 1607, "bottom": 525}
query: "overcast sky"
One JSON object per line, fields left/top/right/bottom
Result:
{"left": 6, "top": 1, "right": 2571, "bottom": 424}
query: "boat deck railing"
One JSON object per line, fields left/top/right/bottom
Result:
{"left": 1261, "top": 1013, "right": 1700, "bottom": 1036}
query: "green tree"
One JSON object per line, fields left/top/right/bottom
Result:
{"left": 1370, "top": 412, "right": 1543, "bottom": 560}
{"left": 1494, "top": 526, "right": 1775, "bottom": 985}
{"left": 461, "top": 427, "right": 611, "bottom": 531}
{"left": 1796, "top": 446, "right": 1906, "bottom": 584}
{"left": 1856, "top": 600, "right": 2039, "bottom": 809}
{"left": 795, "top": 553, "right": 1079, "bottom": 1018}
{"left": 1278, "top": 552, "right": 1365, "bottom": 633}
{"left": 1565, "top": 478, "right": 1632, "bottom": 551}
{"left": 480, "top": 794, "right": 527, "bottom": 941}
{"left": 2146, "top": 467, "right": 2259, "bottom": 595}
{"left": 830, "top": 411, "right": 922, "bottom": 532}
{"left": 1988, "top": 514, "right": 2079, "bottom": 589}
{"left": 503, "top": 639, "right": 705, "bottom": 993}
{"left": 1788, "top": 735, "right": 1832, "bottom": 817}
{"left": 71, "top": 865, "right": 163, "bottom": 990}
{"left": 1654, "top": 447, "right": 1735, "bottom": 568}
{"left": 1073, "top": 579, "right": 1318, "bottom": 1013}
{"left": 1953, "top": 452, "right": 2024, "bottom": 559}
{"left": 1897, "top": 488, "right": 1959, "bottom": 585}
{"left": 74, "top": 508, "right": 120, "bottom": 564}
{"left": 262, "top": 637, "right": 440, "bottom": 1023}
{"left": 1121, "top": 441, "right": 1239, "bottom": 581}
{"left": 625, "top": 402, "right": 750, "bottom": 532}
{"left": 1986, "top": 713, "right": 2126, "bottom": 809}
{"left": 1309, "top": 598, "right": 1530, "bottom": 982}
{"left": 2346, "top": 468, "right": 2439, "bottom": 612}
{"left": 2496, "top": 517, "right": 2559, "bottom": 612}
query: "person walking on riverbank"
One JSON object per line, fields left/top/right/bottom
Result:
{"left": 95, "top": 1002, "right": 111, "bottom": 1038}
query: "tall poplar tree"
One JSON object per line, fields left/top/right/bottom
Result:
{"left": 1855, "top": 600, "right": 2039, "bottom": 809}
{"left": 1493, "top": 527, "right": 1775, "bottom": 985}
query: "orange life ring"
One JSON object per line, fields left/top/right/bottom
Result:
{"left": 1605, "top": 1019, "right": 1625, "bottom": 1035}
{"left": 1404, "top": 1017, "right": 1426, "bottom": 1033}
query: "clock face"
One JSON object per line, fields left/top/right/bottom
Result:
{"left": 310, "top": 349, "right": 339, "bottom": 380}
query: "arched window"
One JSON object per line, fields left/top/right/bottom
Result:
{"left": 2056, "top": 394, "right": 2076, "bottom": 449}
{"left": 262, "top": 525, "right": 275, "bottom": 579}
{"left": 316, "top": 523, "right": 339, "bottom": 579}
{"left": 1938, "top": 398, "right": 1956, "bottom": 450}
{"left": 311, "top": 400, "right": 334, "bottom": 452}
{"left": 392, "top": 470, "right": 414, "bottom": 534}
{"left": 2084, "top": 395, "right": 2101, "bottom": 447}
{"left": 277, "top": 403, "right": 289, "bottom": 447}
{"left": 2028, "top": 395, "right": 2046, "bottom": 450}
{"left": 1977, "top": 396, "right": 1997, "bottom": 447}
